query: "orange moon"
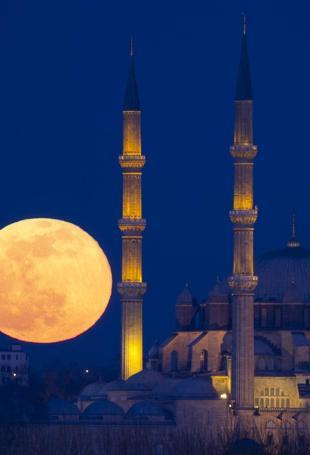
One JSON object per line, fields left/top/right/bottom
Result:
{"left": 0, "top": 218, "right": 112, "bottom": 343}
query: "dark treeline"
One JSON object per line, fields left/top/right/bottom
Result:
{"left": 0, "top": 424, "right": 308, "bottom": 455}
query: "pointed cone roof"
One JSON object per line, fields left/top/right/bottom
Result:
{"left": 123, "top": 38, "right": 140, "bottom": 111}
{"left": 235, "top": 15, "right": 252, "bottom": 101}
{"left": 176, "top": 282, "right": 194, "bottom": 306}
{"left": 287, "top": 211, "right": 301, "bottom": 248}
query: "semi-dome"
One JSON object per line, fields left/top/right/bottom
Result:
{"left": 79, "top": 380, "right": 107, "bottom": 399}
{"left": 125, "top": 400, "right": 173, "bottom": 420}
{"left": 124, "top": 369, "right": 164, "bottom": 390}
{"left": 81, "top": 399, "right": 124, "bottom": 418}
{"left": 255, "top": 228, "right": 310, "bottom": 302}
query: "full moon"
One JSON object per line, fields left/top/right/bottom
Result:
{"left": 0, "top": 218, "right": 112, "bottom": 343}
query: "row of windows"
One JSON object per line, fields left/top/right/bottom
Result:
{"left": 260, "top": 387, "right": 286, "bottom": 397}
{"left": 255, "top": 397, "right": 290, "bottom": 408}
{"left": 0, "top": 365, "right": 19, "bottom": 373}
{"left": 254, "top": 307, "right": 310, "bottom": 329}
{"left": 1, "top": 354, "right": 20, "bottom": 361}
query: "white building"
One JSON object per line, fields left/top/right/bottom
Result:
{"left": 0, "top": 344, "right": 29, "bottom": 386}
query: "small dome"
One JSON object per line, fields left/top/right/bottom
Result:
{"left": 148, "top": 341, "right": 160, "bottom": 359}
{"left": 47, "top": 399, "right": 79, "bottom": 416}
{"left": 125, "top": 400, "right": 173, "bottom": 420}
{"left": 101, "top": 379, "right": 125, "bottom": 392}
{"left": 81, "top": 399, "right": 124, "bottom": 418}
{"left": 79, "top": 380, "right": 107, "bottom": 398}
{"left": 176, "top": 283, "right": 195, "bottom": 306}
{"left": 169, "top": 377, "right": 217, "bottom": 399}
{"left": 124, "top": 369, "right": 164, "bottom": 390}
{"left": 208, "top": 277, "right": 229, "bottom": 303}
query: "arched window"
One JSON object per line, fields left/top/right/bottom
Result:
{"left": 200, "top": 350, "right": 208, "bottom": 372}
{"left": 170, "top": 351, "right": 178, "bottom": 372}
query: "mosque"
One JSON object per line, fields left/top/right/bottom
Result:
{"left": 50, "top": 21, "right": 310, "bottom": 444}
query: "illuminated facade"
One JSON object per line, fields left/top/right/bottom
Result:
{"left": 117, "top": 43, "right": 146, "bottom": 380}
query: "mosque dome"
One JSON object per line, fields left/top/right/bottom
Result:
{"left": 125, "top": 400, "right": 173, "bottom": 420}
{"left": 255, "top": 222, "right": 310, "bottom": 303}
{"left": 81, "top": 399, "right": 124, "bottom": 419}
{"left": 79, "top": 380, "right": 107, "bottom": 399}
{"left": 124, "top": 369, "right": 164, "bottom": 390}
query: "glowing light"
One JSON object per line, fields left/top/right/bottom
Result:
{"left": 0, "top": 218, "right": 112, "bottom": 343}
{"left": 12, "top": 373, "right": 16, "bottom": 377}
{"left": 220, "top": 393, "right": 228, "bottom": 400}
{"left": 85, "top": 369, "right": 89, "bottom": 374}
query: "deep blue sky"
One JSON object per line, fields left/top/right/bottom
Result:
{"left": 0, "top": 0, "right": 310, "bottom": 372}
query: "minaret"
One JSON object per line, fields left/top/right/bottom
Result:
{"left": 228, "top": 16, "right": 258, "bottom": 412}
{"left": 117, "top": 40, "right": 146, "bottom": 380}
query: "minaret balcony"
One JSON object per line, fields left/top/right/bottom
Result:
{"left": 119, "top": 155, "right": 146, "bottom": 170}
{"left": 117, "top": 281, "right": 147, "bottom": 299}
{"left": 118, "top": 218, "right": 146, "bottom": 234}
{"left": 228, "top": 274, "right": 258, "bottom": 292}
{"left": 230, "top": 144, "right": 257, "bottom": 160}
{"left": 230, "top": 208, "right": 258, "bottom": 226}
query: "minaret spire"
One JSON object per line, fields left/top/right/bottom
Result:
{"left": 123, "top": 37, "right": 140, "bottom": 111}
{"left": 118, "top": 42, "right": 146, "bottom": 380}
{"left": 228, "top": 17, "right": 258, "bottom": 415}
{"left": 235, "top": 14, "right": 252, "bottom": 102}
{"left": 287, "top": 211, "right": 301, "bottom": 248}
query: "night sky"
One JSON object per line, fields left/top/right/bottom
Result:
{"left": 0, "top": 0, "right": 310, "bottom": 372}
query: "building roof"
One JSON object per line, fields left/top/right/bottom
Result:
{"left": 125, "top": 400, "right": 173, "bottom": 420}
{"left": 81, "top": 399, "right": 124, "bottom": 417}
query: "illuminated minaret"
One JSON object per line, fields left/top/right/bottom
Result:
{"left": 117, "top": 41, "right": 146, "bottom": 380}
{"left": 228, "top": 17, "right": 258, "bottom": 411}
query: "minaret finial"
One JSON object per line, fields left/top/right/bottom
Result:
{"left": 130, "top": 36, "right": 134, "bottom": 57}
{"left": 287, "top": 210, "right": 301, "bottom": 248}
{"left": 243, "top": 13, "right": 247, "bottom": 36}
